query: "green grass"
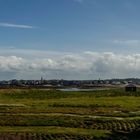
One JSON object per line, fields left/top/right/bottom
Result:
{"left": 0, "top": 88, "right": 139, "bottom": 139}
{"left": 0, "top": 126, "right": 111, "bottom": 136}
{"left": 0, "top": 127, "right": 111, "bottom": 140}
{"left": 0, "top": 88, "right": 139, "bottom": 116}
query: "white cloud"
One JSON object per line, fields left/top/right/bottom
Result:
{"left": 0, "top": 23, "right": 35, "bottom": 29}
{"left": 0, "top": 56, "right": 24, "bottom": 72}
{"left": 0, "top": 50, "right": 140, "bottom": 79}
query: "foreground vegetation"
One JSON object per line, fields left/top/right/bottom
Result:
{"left": 0, "top": 88, "right": 139, "bottom": 139}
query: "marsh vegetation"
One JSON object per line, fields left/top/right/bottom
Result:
{"left": 0, "top": 88, "right": 139, "bottom": 139}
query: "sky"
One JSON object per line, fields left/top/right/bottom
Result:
{"left": 0, "top": 0, "right": 140, "bottom": 80}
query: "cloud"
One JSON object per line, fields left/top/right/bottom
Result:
{"left": 0, "top": 50, "right": 140, "bottom": 79}
{"left": 0, "top": 56, "right": 24, "bottom": 72}
{"left": 0, "top": 22, "right": 35, "bottom": 29}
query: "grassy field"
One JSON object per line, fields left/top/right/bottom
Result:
{"left": 0, "top": 88, "right": 139, "bottom": 139}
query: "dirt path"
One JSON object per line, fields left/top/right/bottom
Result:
{"left": 0, "top": 112, "right": 137, "bottom": 120}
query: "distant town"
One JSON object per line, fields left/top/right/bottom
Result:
{"left": 0, "top": 78, "right": 139, "bottom": 88}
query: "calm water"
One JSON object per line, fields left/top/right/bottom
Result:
{"left": 59, "top": 88, "right": 108, "bottom": 92}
